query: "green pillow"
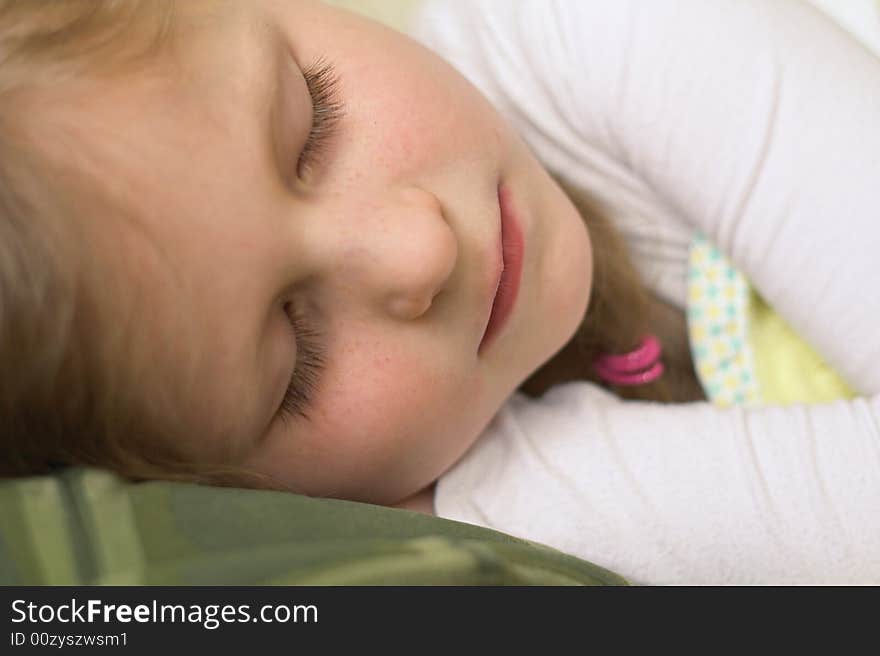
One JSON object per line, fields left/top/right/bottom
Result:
{"left": 0, "top": 467, "right": 627, "bottom": 585}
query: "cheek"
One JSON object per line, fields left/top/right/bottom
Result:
{"left": 316, "top": 350, "right": 469, "bottom": 449}
{"left": 302, "top": 348, "right": 492, "bottom": 500}
{"left": 344, "top": 53, "right": 500, "bottom": 174}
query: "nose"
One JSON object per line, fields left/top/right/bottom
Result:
{"left": 378, "top": 186, "right": 458, "bottom": 320}
{"left": 324, "top": 185, "right": 458, "bottom": 321}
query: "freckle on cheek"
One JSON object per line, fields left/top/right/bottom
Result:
{"left": 383, "top": 121, "right": 422, "bottom": 167}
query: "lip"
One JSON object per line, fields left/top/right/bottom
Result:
{"left": 478, "top": 182, "right": 525, "bottom": 354}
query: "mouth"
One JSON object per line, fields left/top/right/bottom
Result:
{"left": 478, "top": 182, "right": 525, "bottom": 354}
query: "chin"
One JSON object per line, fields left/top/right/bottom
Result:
{"left": 517, "top": 189, "right": 593, "bottom": 393}
{"left": 548, "top": 197, "right": 593, "bottom": 352}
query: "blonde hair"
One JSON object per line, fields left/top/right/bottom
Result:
{"left": 522, "top": 175, "right": 705, "bottom": 404}
{"left": 0, "top": 0, "right": 281, "bottom": 488}
{"left": 0, "top": 0, "right": 701, "bottom": 491}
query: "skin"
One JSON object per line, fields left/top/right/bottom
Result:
{"left": 49, "top": 0, "right": 593, "bottom": 507}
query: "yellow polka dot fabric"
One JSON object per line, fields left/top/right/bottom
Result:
{"left": 687, "top": 235, "right": 761, "bottom": 406}
{"left": 686, "top": 234, "right": 856, "bottom": 407}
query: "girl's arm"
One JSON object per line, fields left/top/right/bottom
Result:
{"left": 436, "top": 384, "right": 880, "bottom": 584}
{"left": 413, "top": 0, "right": 880, "bottom": 395}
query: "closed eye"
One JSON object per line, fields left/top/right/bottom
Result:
{"left": 297, "top": 58, "right": 344, "bottom": 178}
{"left": 278, "top": 300, "right": 326, "bottom": 424}
{"left": 274, "top": 58, "right": 342, "bottom": 424}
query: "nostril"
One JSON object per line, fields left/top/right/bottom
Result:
{"left": 388, "top": 293, "right": 434, "bottom": 321}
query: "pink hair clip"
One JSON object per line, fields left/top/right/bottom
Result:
{"left": 594, "top": 334, "right": 665, "bottom": 386}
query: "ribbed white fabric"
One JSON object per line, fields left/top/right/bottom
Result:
{"left": 411, "top": 0, "right": 880, "bottom": 584}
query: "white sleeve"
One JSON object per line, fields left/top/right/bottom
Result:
{"left": 412, "top": 0, "right": 880, "bottom": 395}
{"left": 436, "top": 384, "right": 880, "bottom": 585}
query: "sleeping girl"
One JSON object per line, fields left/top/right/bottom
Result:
{"left": 1, "top": 0, "right": 878, "bottom": 584}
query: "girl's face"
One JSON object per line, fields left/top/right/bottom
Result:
{"left": 65, "top": 0, "right": 592, "bottom": 504}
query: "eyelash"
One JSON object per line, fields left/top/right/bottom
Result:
{"left": 280, "top": 301, "right": 326, "bottom": 424}
{"left": 296, "top": 58, "right": 344, "bottom": 178}
{"left": 278, "top": 58, "right": 342, "bottom": 424}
